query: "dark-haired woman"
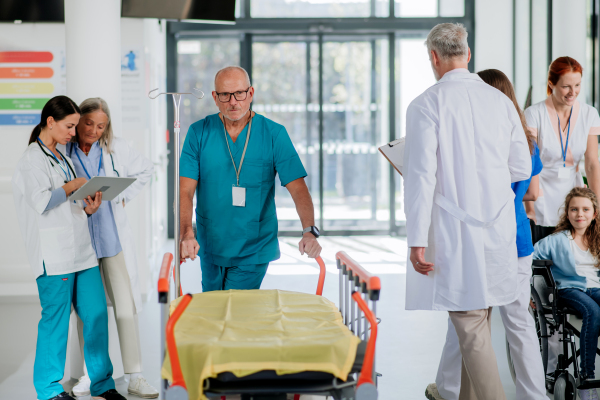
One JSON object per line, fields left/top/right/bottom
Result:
{"left": 11, "top": 96, "right": 126, "bottom": 400}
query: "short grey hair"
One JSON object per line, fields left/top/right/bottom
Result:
{"left": 73, "top": 97, "right": 114, "bottom": 153}
{"left": 214, "top": 66, "right": 251, "bottom": 90}
{"left": 425, "top": 23, "right": 469, "bottom": 61}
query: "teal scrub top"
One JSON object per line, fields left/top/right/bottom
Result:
{"left": 180, "top": 113, "right": 307, "bottom": 267}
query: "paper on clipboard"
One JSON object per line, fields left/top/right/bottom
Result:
{"left": 378, "top": 137, "right": 405, "bottom": 175}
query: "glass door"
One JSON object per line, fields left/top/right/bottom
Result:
{"left": 252, "top": 38, "right": 320, "bottom": 232}
{"left": 321, "top": 37, "right": 390, "bottom": 231}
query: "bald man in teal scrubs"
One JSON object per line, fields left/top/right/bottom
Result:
{"left": 179, "top": 66, "right": 322, "bottom": 291}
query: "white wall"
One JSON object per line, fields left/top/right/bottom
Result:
{"left": 0, "top": 20, "right": 167, "bottom": 299}
{"left": 474, "top": 0, "right": 514, "bottom": 81}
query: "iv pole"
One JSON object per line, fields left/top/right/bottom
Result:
{"left": 149, "top": 88, "right": 204, "bottom": 297}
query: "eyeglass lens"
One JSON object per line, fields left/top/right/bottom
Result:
{"left": 218, "top": 90, "right": 248, "bottom": 102}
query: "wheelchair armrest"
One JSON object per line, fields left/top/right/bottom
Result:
{"left": 532, "top": 259, "right": 553, "bottom": 267}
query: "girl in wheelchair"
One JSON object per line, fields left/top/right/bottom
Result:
{"left": 534, "top": 187, "right": 600, "bottom": 399}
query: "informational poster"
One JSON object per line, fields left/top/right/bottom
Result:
{"left": 0, "top": 49, "right": 66, "bottom": 125}
{"left": 121, "top": 47, "right": 144, "bottom": 128}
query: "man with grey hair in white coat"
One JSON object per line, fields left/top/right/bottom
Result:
{"left": 403, "top": 23, "right": 532, "bottom": 399}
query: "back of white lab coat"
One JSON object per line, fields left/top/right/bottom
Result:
{"left": 403, "top": 69, "right": 532, "bottom": 311}
{"left": 12, "top": 143, "right": 97, "bottom": 278}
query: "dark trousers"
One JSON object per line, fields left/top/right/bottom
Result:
{"left": 558, "top": 287, "right": 600, "bottom": 379}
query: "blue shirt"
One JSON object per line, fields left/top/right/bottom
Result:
{"left": 67, "top": 142, "right": 122, "bottom": 259}
{"left": 180, "top": 113, "right": 307, "bottom": 267}
{"left": 511, "top": 142, "right": 543, "bottom": 257}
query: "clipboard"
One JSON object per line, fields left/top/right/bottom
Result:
{"left": 69, "top": 176, "right": 136, "bottom": 201}
{"left": 378, "top": 137, "right": 405, "bottom": 175}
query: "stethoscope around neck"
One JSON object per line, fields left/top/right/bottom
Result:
{"left": 68, "top": 142, "right": 120, "bottom": 177}
{"left": 37, "top": 140, "right": 77, "bottom": 184}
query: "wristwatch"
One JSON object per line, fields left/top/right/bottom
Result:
{"left": 302, "top": 226, "right": 320, "bottom": 238}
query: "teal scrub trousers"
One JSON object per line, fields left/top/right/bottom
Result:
{"left": 34, "top": 265, "right": 115, "bottom": 400}
{"left": 201, "top": 259, "right": 269, "bottom": 292}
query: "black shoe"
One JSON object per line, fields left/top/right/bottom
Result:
{"left": 48, "top": 392, "right": 76, "bottom": 400}
{"left": 93, "top": 389, "right": 127, "bottom": 400}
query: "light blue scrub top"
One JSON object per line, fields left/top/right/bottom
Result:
{"left": 180, "top": 113, "right": 307, "bottom": 267}
{"left": 67, "top": 142, "right": 123, "bottom": 259}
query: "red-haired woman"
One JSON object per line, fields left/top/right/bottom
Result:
{"left": 525, "top": 57, "right": 600, "bottom": 234}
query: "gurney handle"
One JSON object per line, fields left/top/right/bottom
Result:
{"left": 352, "top": 291, "right": 377, "bottom": 387}
{"left": 316, "top": 256, "right": 326, "bottom": 296}
{"left": 337, "top": 251, "right": 381, "bottom": 299}
{"left": 158, "top": 253, "right": 174, "bottom": 304}
{"left": 166, "top": 293, "right": 193, "bottom": 391}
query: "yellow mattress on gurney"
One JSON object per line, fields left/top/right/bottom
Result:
{"left": 162, "top": 289, "right": 361, "bottom": 400}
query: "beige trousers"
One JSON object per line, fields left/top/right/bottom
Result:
{"left": 448, "top": 308, "right": 507, "bottom": 400}
{"left": 77, "top": 251, "right": 142, "bottom": 374}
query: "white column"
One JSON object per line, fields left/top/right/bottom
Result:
{"left": 64, "top": 0, "right": 125, "bottom": 380}
{"left": 65, "top": 0, "right": 123, "bottom": 137}
{"left": 552, "top": 0, "right": 588, "bottom": 100}
{"left": 552, "top": 0, "right": 587, "bottom": 63}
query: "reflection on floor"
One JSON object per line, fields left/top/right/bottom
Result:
{"left": 0, "top": 236, "right": 567, "bottom": 399}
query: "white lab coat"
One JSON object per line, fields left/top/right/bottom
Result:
{"left": 61, "top": 137, "right": 154, "bottom": 313}
{"left": 403, "top": 69, "right": 532, "bottom": 311}
{"left": 12, "top": 143, "right": 97, "bottom": 278}
{"left": 525, "top": 98, "right": 600, "bottom": 227}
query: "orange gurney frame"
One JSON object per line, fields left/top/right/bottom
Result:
{"left": 157, "top": 252, "right": 381, "bottom": 400}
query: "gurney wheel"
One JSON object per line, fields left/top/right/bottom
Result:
{"left": 554, "top": 372, "right": 577, "bottom": 400}
{"left": 355, "top": 383, "right": 378, "bottom": 400}
{"left": 166, "top": 385, "right": 189, "bottom": 400}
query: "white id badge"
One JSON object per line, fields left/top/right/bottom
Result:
{"left": 558, "top": 167, "right": 570, "bottom": 179}
{"left": 232, "top": 186, "right": 246, "bottom": 207}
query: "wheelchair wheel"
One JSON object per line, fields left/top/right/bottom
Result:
{"left": 505, "top": 336, "right": 517, "bottom": 384}
{"left": 530, "top": 287, "right": 549, "bottom": 374}
{"left": 553, "top": 372, "right": 577, "bottom": 400}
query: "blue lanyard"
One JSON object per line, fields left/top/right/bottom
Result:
{"left": 37, "top": 138, "right": 72, "bottom": 181}
{"left": 75, "top": 146, "right": 103, "bottom": 179}
{"left": 558, "top": 106, "right": 573, "bottom": 168}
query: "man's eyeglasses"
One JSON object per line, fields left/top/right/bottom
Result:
{"left": 215, "top": 87, "right": 251, "bottom": 103}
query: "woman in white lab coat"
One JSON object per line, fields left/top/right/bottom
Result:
{"left": 526, "top": 56, "right": 600, "bottom": 233}
{"left": 12, "top": 96, "right": 126, "bottom": 400}
{"left": 64, "top": 98, "right": 157, "bottom": 398}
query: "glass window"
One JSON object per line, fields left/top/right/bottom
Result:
{"left": 177, "top": 38, "right": 240, "bottom": 145}
{"left": 439, "top": 0, "right": 465, "bottom": 17}
{"left": 321, "top": 38, "right": 390, "bottom": 231}
{"left": 251, "top": 0, "right": 371, "bottom": 18}
{"left": 395, "top": 0, "right": 436, "bottom": 17}
{"left": 252, "top": 40, "right": 319, "bottom": 231}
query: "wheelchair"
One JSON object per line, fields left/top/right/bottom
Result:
{"left": 505, "top": 223, "right": 600, "bottom": 400}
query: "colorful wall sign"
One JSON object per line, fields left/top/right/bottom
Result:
{"left": 0, "top": 98, "right": 50, "bottom": 110}
{"left": 0, "top": 114, "right": 41, "bottom": 125}
{"left": 0, "top": 49, "right": 64, "bottom": 125}
{"left": 0, "top": 67, "right": 54, "bottom": 79}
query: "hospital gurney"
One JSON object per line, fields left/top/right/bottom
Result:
{"left": 157, "top": 252, "right": 381, "bottom": 400}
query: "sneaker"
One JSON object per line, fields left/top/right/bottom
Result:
{"left": 92, "top": 389, "right": 127, "bottom": 400}
{"left": 71, "top": 374, "right": 91, "bottom": 397}
{"left": 128, "top": 376, "right": 159, "bottom": 399}
{"left": 580, "top": 388, "right": 600, "bottom": 400}
{"left": 425, "top": 383, "right": 447, "bottom": 400}
{"left": 46, "top": 393, "right": 76, "bottom": 400}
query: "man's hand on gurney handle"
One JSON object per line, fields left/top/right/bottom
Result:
{"left": 180, "top": 229, "right": 200, "bottom": 261}
{"left": 410, "top": 247, "right": 434, "bottom": 275}
{"left": 299, "top": 232, "right": 322, "bottom": 258}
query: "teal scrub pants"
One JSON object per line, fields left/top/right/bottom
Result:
{"left": 200, "top": 260, "right": 269, "bottom": 292}
{"left": 34, "top": 265, "right": 114, "bottom": 400}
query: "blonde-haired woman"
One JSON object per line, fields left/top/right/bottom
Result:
{"left": 62, "top": 98, "right": 157, "bottom": 398}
